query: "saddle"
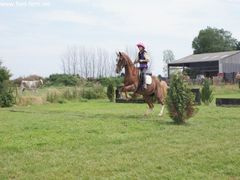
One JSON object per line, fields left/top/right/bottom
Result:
{"left": 139, "top": 72, "right": 152, "bottom": 88}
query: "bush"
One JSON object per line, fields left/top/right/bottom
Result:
{"left": 17, "top": 96, "right": 44, "bottom": 106}
{"left": 82, "top": 84, "right": 106, "bottom": 99}
{"left": 0, "top": 85, "right": 15, "bottom": 107}
{"left": 97, "top": 76, "right": 123, "bottom": 87}
{"left": 0, "top": 62, "right": 15, "bottom": 107}
{"left": 47, "top": 74, "right": 83, "bottom": 86}
{"left": 107, "top": 83, "right": 114, "bottom": 102}
{"left": 62, "top": 87, "right": 80, "bottom": 100}
{"left": 201, "top": 79, "right": 213, "bottom": 105}
{"left": 46, "top": 89, "right": 62, "bottom": 103}
{"left": 166, "top": 74, "right": 196, "bottom": 124}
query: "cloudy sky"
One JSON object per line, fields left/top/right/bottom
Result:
{"left": 0, "top": 0, "right": 240, "bottom": 78}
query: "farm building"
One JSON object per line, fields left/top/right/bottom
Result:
{"left": 168, "top": 51, "right": 240, "bottom": 80}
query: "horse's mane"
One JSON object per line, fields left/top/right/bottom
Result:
{"left": 121, "top": 52, "right": 134, "bottom": 66}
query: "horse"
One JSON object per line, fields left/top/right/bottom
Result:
{"left": 20, "top": 79, "right": 43, "bottom": 94}
{"left": 116, "top": 52, "right": 168, "bottom": 116}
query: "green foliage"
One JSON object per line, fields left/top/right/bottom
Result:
{"left": 47, "top": 74, "right": 82, "bottom": 86}
{"left": 0, "top": 62, "right": 15, "bottom": 107}
{"left": 192, "top": 27, "right": 238, "bottom": 54}
{"left": 201, "top": 79, "right": 214, "bottom": 105}
{"left": 46, "top": 89, "right": 62, "bottom": 103}
{"left": 166, "top": 74, "right": 196, "bottom": 124}
{"left": 97, "top": 76, "right": 123, "bottom": 87}
{"left": 82, "top": 84, "right": 106, "bottom": 99}
{"left": 62, "top": 87, "right": 80, "bottom": 100}
{"left": 0, "top": 83, "right": 15, "bottom": 107}
{"left": 0, "top": 63, "right": 11, "bottom": 83}
{"left": 46, "top": 84, "right": 106, "bottom": 103}
{"left": 237, "top": 42, "right": 240, "bottom": 50}
{"left": 107, "top": 83, "right": 114, "bottom": 102}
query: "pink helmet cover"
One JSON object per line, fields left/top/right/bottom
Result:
{"left": 136, "top": 42, "right": 145, "bottom": 49}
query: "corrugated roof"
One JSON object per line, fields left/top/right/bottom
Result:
{"left": 169, "top": 51, "right": 240, "bottom": 64}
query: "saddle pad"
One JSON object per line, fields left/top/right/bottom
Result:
{"left": 146, "top": 75, "right": 152, "bottom": 85}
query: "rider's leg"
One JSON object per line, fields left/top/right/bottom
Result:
{"left": 142, "top": 68, "right": 147, "bottom": 89}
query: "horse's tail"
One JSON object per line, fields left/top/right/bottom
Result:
{"left": 160, "top": 81, "right": 168, "bottom": 99}
{"left": 154, "top": 77, "right": 168, "bottom": 104}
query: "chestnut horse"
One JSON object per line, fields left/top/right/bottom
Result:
{"left": 116, "top": 52, "right": 168, "bottom": 116}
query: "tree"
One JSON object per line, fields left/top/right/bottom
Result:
{"left": 192, "top": 27, "right": 239, "bottom": 54}
{"left": 237, "top": 42, "right": 240, "bottom": 50}
{"left": 61, "top": 46, "right": 116, "bottom": 78}
{"left": 201, "top": 79, "right": 213, "bottom": 105}
{"left": 166, "top": 74, "right": 196, "bottom": 124}
{"left": 162, "top": 50, "right": 175, "bottom": 77}
{"left": 0, "top": 61, "right": 15, "bottom": 107}
{"left": 107, "top": 83, "right": 114, "bottom": 102}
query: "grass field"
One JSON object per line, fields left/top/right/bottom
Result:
{"left": 0, "top": 85, "right": 240, "bottom": 179}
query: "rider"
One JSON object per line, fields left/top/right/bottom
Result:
{"left": 134, "top": 42, "right": 150, "bottom": 89}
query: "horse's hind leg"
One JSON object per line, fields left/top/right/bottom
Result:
{"left": 156, "top": 84, "right": 165, "bottom": 117}
{"left": 144, "top": 96, "right": 154, "bottom": 116}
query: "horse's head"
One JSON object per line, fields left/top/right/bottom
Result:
{"left": 115, "top": 52, "right": 127, "bottom": 74}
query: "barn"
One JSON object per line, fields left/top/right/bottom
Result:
{"left": 168, "top": 51, "right": 240, "bottom": 80}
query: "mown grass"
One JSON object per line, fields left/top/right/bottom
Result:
{"left": 0, "top": 85, "right": 240, "bottom": 179}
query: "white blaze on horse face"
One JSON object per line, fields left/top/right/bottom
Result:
{"left": 116, "top": 58, "right": 123, "bottom": 74}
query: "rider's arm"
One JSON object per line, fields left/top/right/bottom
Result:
{"left": 134, "top": 56, "right": 139, "bottom": 64}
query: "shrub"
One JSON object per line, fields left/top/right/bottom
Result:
{"left": 166, "top": 74, "right": 196, "bottom": 124}
{"left": 47, "top": 74, "right": 82, "bottom": 86}
{"left": 17, "top": 96, "right": 44, "bottom": 106}
{"left": 62, "top": 87, "right": 80, "bottom": 100}
{"left": 201, "top": 79, "right": 213, "bottom": 105}
{"left": 97, "top": 76, "right": 123, "bottom": 87}
{"left": 107, "top": 83, "right": 114, "bottom": 102}
{"left": 0, "top": 62, "right": 15, "bottom": 107}
{"left": 0, "top": 85, "right": 15, "bottom": 107}
{"left": 46, "top": 89, "right": 62, "bottom": 103}
{"left": 82, "top": 84, "right": 106, "bottom": 99}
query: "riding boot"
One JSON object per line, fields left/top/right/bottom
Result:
{"left": 143, "top": 72, "right": 147, "bottom": 89}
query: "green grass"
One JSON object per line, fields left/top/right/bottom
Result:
{"left": 0, "top": 86, "right": 240, "bottom": 179}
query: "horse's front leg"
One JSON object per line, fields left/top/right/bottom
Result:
{"left": 122, "top": 84, "right": 136, "bottom": 100}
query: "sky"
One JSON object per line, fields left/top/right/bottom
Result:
{"left": 0, "top": 0, "right": 240, "bottom": 78}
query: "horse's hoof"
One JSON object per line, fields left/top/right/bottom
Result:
{"left": 158, "top": 113, "right": 163, "bottom": 117}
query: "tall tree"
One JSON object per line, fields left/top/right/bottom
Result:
{"left": 61, "top": 46, "right": 116, "bottom": 78}
{"left": 237, "top": 42, "right": 240, "bottom": 50}
{"left": 192, "top": 27, "right": 238, "bottom": 54}
{"left": 162, "top": 50, "right": 175, "bottom": 77}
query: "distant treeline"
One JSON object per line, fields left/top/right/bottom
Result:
{"left": 13, "top": 74, "right": 124, "bottom": 87}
